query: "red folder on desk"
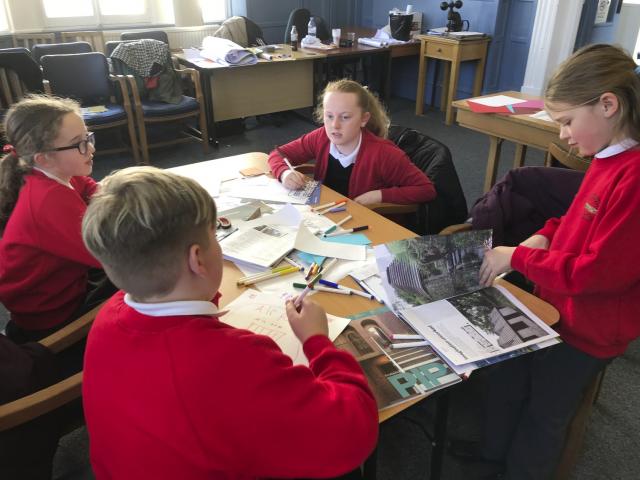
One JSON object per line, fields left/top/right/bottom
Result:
{"left": 467, "top": 98, "right": 544, "bottom": 115}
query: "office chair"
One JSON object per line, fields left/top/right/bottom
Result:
{"left": 40, "top": 52, "right": 141, "bottom": 163}
{"left": 32, "top": 41, "right": 93, "bottom": 65}
{"left": 0, "top": 48, "right": 44, "bottom": 109}
{"left": 61, "top": 31, "right": 105, "bottom": 53}
{"left": 284, "top": 8, "right": 331, "bottom": 43}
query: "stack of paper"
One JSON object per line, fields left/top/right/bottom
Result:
{"left": 467, "top": 95, "right": 544, "bottom": 115}
{"left": 201, "top": 36, "right": 257, "bottom": 66}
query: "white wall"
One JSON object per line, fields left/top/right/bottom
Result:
{"left": 613, "top": 3, "right": 640, "bottom": 61}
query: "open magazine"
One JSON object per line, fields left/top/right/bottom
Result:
{"left": 374, "top": 230, "right": 559, "bottom": 367}
{"left": 334, "top": 307, "right": 460, "bottom": 411}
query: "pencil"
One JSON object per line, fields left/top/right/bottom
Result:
{"left": 324, "top": 225, "right": 368, "bottom": 237}
{"left": 240, "top": 266, "right": 301, "bottom": 286}
{"left": 276, "top": 146, "right": 296, "bottom": 173}
{"left": 323, "top": 214, "right": 353, "bottom": 235}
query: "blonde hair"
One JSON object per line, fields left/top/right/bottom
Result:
{"left": 314, "top": 79, "right": 390, "bottom": 138}
{"left": 82, "top": 167, "right": 217, "bottom": 299}
{"left": 0, "top": 95, "right": 80, "bottom": 234}
{"left": 545, "top": 43, "right": 640, "bottom": 143}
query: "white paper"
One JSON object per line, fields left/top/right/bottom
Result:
{"left": 470, "top": 95, "right": 528, "bottom": 107}
{"left": 221, "top": 290, "right": 351, "bottom": 366}
{"left": 168, "top": 163, "right": 221, "bottom": 197}
{"left": 294, "top": 224, "right": 366, "bottom": 261}
{"left": 529, "top": 110, "right": 553, "bottom": 122}
{"left": 225, "top": 176, "right": 317, "bottom": 205}
{"left": 201, "top": 36, "right": 257, "bottom": 66}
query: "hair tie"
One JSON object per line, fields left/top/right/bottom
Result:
{"left": 2, "top": 144, "right": 17, "bottom": 156}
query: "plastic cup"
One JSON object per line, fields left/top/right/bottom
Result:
{"left": 332, "top": 28, "right": 341, "bottom": 46}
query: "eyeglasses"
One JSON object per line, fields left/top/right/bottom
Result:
{"left": 49, "top": 132, "right": 96, "bottom": 155}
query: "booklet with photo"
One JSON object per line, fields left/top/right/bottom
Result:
{"left": 334, "top": 307, "right": 461, "bottom": 411}
{"left": 374, "top": 230, "right": 559, "bottom": 366}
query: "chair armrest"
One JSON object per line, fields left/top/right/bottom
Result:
{"left": 0, "top": 372, "right": 82, "bottom": 432}
{"left": 39, "top": 302, "right": 104, "bottom": 354}
{"left": 174, "top": 66, "right": 203, "bottom": 103}
{"left": 368, "top": 202, "right": 419, "bottom": 215}
{"left": 439, "top": 223, "right": 472, "bottom": 235}
{"left": 43, "top": 79, "right": 51, "bottom": 95}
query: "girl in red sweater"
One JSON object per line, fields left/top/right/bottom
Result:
{"left": 0, "top": 96, "right": 114, "bottom": 344}
{"left": 269, "top": 79, "right": 436, "bottom": 205}
{"left": 476, "top": 45, "right": 640, "bottom": 479}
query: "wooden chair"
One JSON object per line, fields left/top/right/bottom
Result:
{"left": 110, "top": 40, "right": 208, "bottom": 164}
{"left": 41, "top": 52, "right": 141, "bottom": 163}
{"left": 0, "top": 303, "right": 102, "bottom": 432}
{"left": 545, "top": 142, "right": 592, "bottom": 172}
{"left": 0, "top": 48, "right": 44, "bottom": 109}
{"left": 12, "top": 33, "right": 56, "bottom": 49}
{"left": 61, "top": 31, "right": 105, "bottom": 53}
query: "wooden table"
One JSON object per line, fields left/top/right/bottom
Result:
{"left": 452, "top": 91, "right": 563, "bottom": 192}
{"left": 415, "top": 35, "right": 490, "bottom": 125}
{"left": 177, "top": 46, "right": 320, "bottom": 143}
{"left": 180, "top": 152, "right": 559, "bottom": 480}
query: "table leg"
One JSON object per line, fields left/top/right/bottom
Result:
{"left": 440, "top": 61, "right": 451, "bottom": 113}
{"left": 415, "top": 42, "right": 428, "bottom": 115}
{"left": 472, "top": 46, "right": 488, "bottom": 97}
{"left": 484, "top": 135, "right": 503, "bottom": 192}
{"left": 445, "top": 53, "right": 461, "bottom": 125}
{"left": 202, "top": 73, "right": 217, "bottom": 146}
{"left": 514, "top": 143, "right": 527, "bottom": 168}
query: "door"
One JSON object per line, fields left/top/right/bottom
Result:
{"left": 495, "top": 0, "right": 538, "bottom": 92}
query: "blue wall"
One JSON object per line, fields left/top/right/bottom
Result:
{"left": 575, "top": 0, "right": 623, "bottom": 50}
{"left": 360, "top": 0, "right": 503, "bottom": 103}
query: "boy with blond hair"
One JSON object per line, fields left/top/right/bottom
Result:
{"left": 81, "top": 167, "right": 378, "bottom": 480}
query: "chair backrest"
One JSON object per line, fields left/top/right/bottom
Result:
{"left": 105, "top": 40, "right": 135, "bottom": 58}
{"left": 12, "top": 33, "right": 56, "bottom": 49}
{"left": 0, "top": 48, "right": 44, "bottom": 108}
{"left": 546, "top": 142, "right": 592, "bottom": 172}
{"left": 243, "top": 17, "right": 266, "bottom": 47}
{"left": 388, "top": 125, "right": 468, "bottom": 234}
{"left": 61, "top": 31, "right": 105, "bottom": 53}
{"left": 32, "top": 41, "right": 93, "bottom": 65}
{"left": 284, "top": 8, "right": 331, "bottom": 43}
{"left": 40, "top": 52, "right": 112, "bottom": 105}
{"left": 121, "top": 30, "right": 169, "bottom": 46}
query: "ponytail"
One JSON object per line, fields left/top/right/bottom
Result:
{"left": 0, "top": 151, "right": 30, "bottom": 234}
{"left": 314, "top": 79, "right": 390, "bottom": 138}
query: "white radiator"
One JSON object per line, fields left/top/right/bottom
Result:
{"left": 103, "top": 26, "right": 220, "bottom": 49}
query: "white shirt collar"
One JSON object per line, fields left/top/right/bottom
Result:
{"left": 329, "top": 132, "right": 362, "bottom": 168}
{"left": 594, "top": 138, "right": 639, "bottom": 159}
{"left": 124, "top": 293, "right": 220, "bottom": 317}
{"left": 33, "top": 167, "right": 73, "bottom": 189}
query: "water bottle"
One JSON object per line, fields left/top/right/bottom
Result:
{"left": 290, "top": 25, "right": 298, "bottom": 51}
{"left": 308, "top": 16, "right": 317, "bottom": 38}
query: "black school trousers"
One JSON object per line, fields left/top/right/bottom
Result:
{"left": 481, "top": 341, "right": 611, "bottom": 480}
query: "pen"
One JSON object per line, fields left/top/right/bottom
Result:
{"left": 323, "top": 225, "right": 368, "bottom": 237}
{"left": 294, "top": 272, "right": 322, "bottom": 308}
{"left": 319, "top": 258, "right": 337, "bottom": 274}
{"left": 283, "top": 256, "right": 303, "bottom": 269}
{"left": 323, "top": 214, "right": 353, "bottom": 235}
{"left": 315, "top": 285, "right": 350, "bottom": 295}
{"left": 276, "top": 147, "right": 296, "bottom": 173}
{"left": 391, "top": 341, "right": 430, "bottom": 349}
{"left": 318, "top": 279, "right": 340, "bottom": 288}
{"left": 350, "top": 276, "right": 383, "bottom": 304}
{"left": 240, "top": 266, "right": 301, "bottom": 286}
{"left": 312, "top": 201, "right": 336, "bottom": 211}
{"left": 317, "top": 200, "right": 347, "bottom": 215}
{"left": 392, "top": 334, "right": 424, "bottom": 340}
{"left": 305, "top": 262, "right": 317, "bottom": 280}
{"left": 318, "top": 279, "right": 375, "bottom": 300}
{"left": 237, "top": 265, "right": 292, "bottom": 284}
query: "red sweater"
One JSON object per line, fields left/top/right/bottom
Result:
{"left": 0, "top": 170, "right": 100, "bottom": 330}
{"left": 83, "top": 292, "right": 379, "bottom": 480}
{"left": 269, "top": 127, "right": 436, "bottom": 204}
{"left": 511, "top": 148, "right": 640, "bottom": 358}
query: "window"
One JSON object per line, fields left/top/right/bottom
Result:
{"left": 200, "top": 0, "right": 227, "bottom": 23}
{"left": 41, "top": 0, "right": 157, "bottom": 27}
{"left": 0, "top": 1, "right": 9, "bottom": 32}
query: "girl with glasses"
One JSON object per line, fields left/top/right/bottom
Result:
{"left": 0, "top": 95, "right": 115, "bottom": 355}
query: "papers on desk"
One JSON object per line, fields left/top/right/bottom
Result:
{"left": 529, "top": 109, "right": 553, "bottom": 123}
{"left": 358, "top": 28, "right": 407, "bottom": 47}
{"left": 168, "top": 163, "right": 222, "bottom": 197}
{"left": 294, "top": 224, "right": 367, "bottom": 261}
{"left": 224, "top": 175, "right": 321, "bottom": 205}
{"left": 467, "top": 95, "right": 544, "bottom": 114}
{"left": 221, "top": 289, "right": 351, "bottom": 366}
{"left": 201, "top": 36, "right": 257, "bottom": 66}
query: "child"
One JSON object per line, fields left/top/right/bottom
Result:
{"left": 269, "top": 79, "right": 436, "bottom": 205}
{"left": 0, "top": 95, "right": 113, "bottom": 343}
{"left": 81, "top": 167, "right": 378, "bottom": 479}
{"left": 477, "top": 44, "right": 640, "bottom": 479}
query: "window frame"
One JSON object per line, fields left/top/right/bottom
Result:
{"left": 41, "top": 0, "right": 155, "bottom": 28}
{"left": 201, "top": 0, "right": 229, "bottom": 25}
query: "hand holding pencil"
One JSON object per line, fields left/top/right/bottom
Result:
{"left": 285, "top": 297, "right": 328, "bottom": 343}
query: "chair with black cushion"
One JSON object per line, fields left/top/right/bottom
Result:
{"left": 0, "top": 48, "right": 44, "bottom": 111}
{"left": 32, "top": 41, "right": 93, "bottom": 65}
{"left": 371, "top": 125, "right": 468, "bottom": 235}
{"left": 109, "top": 40, "right": 208, "bottom": 164}
{"left": 40, "top": 52, "right": 141, "bottom": 163}
{"left": 121, "top": 30, "right": 169, "bottom": 46}
{"left": 61, "top": 31, "right": 105, "bottom": 53}
{"left": 284, "top": 8, "right": 331, "bottom": 43}
{"left": 12, "top": 33, "right": 56, "bottom": 49}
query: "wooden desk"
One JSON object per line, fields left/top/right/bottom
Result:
{"left": 415, "top": 35, "right": 490, "bottom": 125}
{"left": 177, "top": 46, "right": 320, "bottom": 142}
{"left": 452, "top": 91, "right": 563, "bottom": 192}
